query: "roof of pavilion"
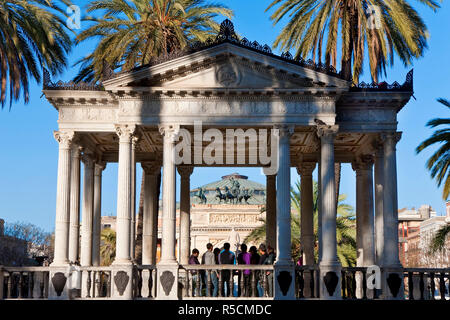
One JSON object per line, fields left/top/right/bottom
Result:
{"left": 43, "top": 19, "right": 413, "bottom": 94}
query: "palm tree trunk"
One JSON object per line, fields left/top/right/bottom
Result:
{"left": 134, "top": 175, "right": 146, "bottom": 264}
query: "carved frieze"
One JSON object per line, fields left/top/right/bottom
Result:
{"left": 209, "top": 213, "right": 260, "bottom": 225}
{"left": 59, "top": 107, "right": 118, "bottom": 122}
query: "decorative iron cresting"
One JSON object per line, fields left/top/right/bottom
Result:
{"left": 113, "top": 19, "right": 341, "bottom": 79}
{"left": 350, "top": 69, "right": 413, "bottom": 92}
{"left": 43, "top": 68, "right": 104, "bottom": 91}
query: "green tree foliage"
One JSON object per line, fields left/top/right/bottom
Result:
{"left": 416, "top": 98, "right": 450, "bottom": 200}
{"left": 266, "top": 0, "right": 436, "bottom": 82}
{"left": 74, "top": 0, "right": 233, "bottom": 82}
{"left": 0, "top": 0, "right": 73, "bottom": 107}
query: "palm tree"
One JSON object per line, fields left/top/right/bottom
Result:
{"left": 266, "top": 0, "right": 436, "bottom": 82}
{"left": 430, "top": 224, "right": 450, "bottom": 252}
{"left": 246, "top": 179, "right": 357, "bottom": 266}
{"left": 0, "top": 0, "right": 72, "bottom": 107}
{"left": 100, "top": 228, "right": 116, "bottom": 266}
{"left": 416, "top": 98, "right": 450, "bottom": 200}
{"left": 74, "top": 0, "right": 233, "bottom": 82}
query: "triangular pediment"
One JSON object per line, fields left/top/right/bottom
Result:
{"left": 103, "top": 42, "right": 350, "bottom": 93}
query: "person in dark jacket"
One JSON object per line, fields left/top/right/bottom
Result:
{"left": 264, "top": 246, "right": 276, "bottom": 297}
{"left": 189, "top": 249, "right": 200, "bottom": 296}
{"left": 219, "top": 242, "right": 235, "bottom": 297}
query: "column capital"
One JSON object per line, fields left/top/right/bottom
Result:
{"left": 296, "top": 162, "right": 316, "bottom": 176}
{"left": 380, "top": 132, "right": 402, "bottom": 144}
{"left": 273, "top": 124, "right": 294, "bottom": 138}
{"left": 94, "top": 161, "right": 107, "bottom": 175}
{"left": 159, "top": 124, "right": 180, "bottom": 142}
{"left": 141, "top": 161, "right": 161, "bottom": 175}
{"left": 177, "top": 166, "right": 194, "bottom": 178}
{"left": 115, "top": 124, "right": 137, "bottom": 142}
{"left": 316, "top": 124, "right": 339, "bottom": 138}
{"left": 81, "top": 150, "right": 95, "bottom": 167}
{"left": 352, "top": 155, "right": 374, "bottom": 172}
{"left": 54, "top": 130, "right": 75, "bottom": 149}
{"left": 71, "top": 144, "right": 83, "bottom": 158}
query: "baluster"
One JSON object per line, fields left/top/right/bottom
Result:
{"left": 439, "top": 272, "right": 445, "bottom": 300}
{"left": 136, "top": 269, "right": 142, "bottom": 298}
{"left": 341, "top": 270, "right": 346, "bottom": 299}
{"left": 86, "top": 271, "right": 91, "bottom": 298}
{"left": 207, "top": 270, "right": 212, "bottom": 297}
{"left": 98, "top": 272, "right": 104, "bottom": 298}
{"left": 93, "top": 271, "right": 97, "bottom": 298}
{"left": 429, "top": 272, "right": 435, "bottom": 300}
{"left": 298, "top": 270, "right": 304, "bottom": 298}
{"left": 262, "top": 270, "right": 268, "bottom": 297}
{"left": 29, "top": 272, "right": 34, "bottom": 299}
{"left": 351, "top": 271, "right": 357, "bottom": 299}
{"left": 218, "top": 270, "right": 223, "bottom": 298}
{"left": 310, "top": 269, "right": 315, "bottom": 298}
{"left": 148, "top": 269, "right": 153, "bottom": 298}
{"left": 185, "top": 270, "right": 190, "bottom": 298}
{"left": 229, "top": 269, "right": 234, "bottom": 297}
{"left": 39, "top": 273, "right": 44, "bottom": 299}
{"left": 196, "top": 270, "right": 201, "bottom": 297}
{"left": 251, "top": 270, "right": 257, "bottom": 297}
{"left": 408, "top": 272, "right": 414, "bottom": 300}
{"left": 7, "top": 272, "right": 12, "bottom": 299}
{"left": 107, "top": 271, "right": 112, "bottom": 297}
{"left": 362, "top": 269, "right": 367, "bottom": 300}
{"left": 419, "top": 272, "right": 424, "bottom": 300}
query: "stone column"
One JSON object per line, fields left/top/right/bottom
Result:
{"left": 297, "top": 162, "right": 316, "bottom": 265}
{"left": 381, "top": 132, "right": 404, "bottom": 299}
{"left": 80, "top": 151, "right": 95, "bottom": 267}
{"left": 317, "top": 125, "right": 341, "bottom": 299}
{"left": 52, "top": 131, "right": 74, "bottom": 267}
{"left": 177, "top": 166, "right": 194, "bottom": 265}
{"left": 111, "top": 124, "right": 137, "bottom": 300}
{"left": 130, "top": 136, "right": 139, "bottom": 261}
{"left": 68, "top": 144, "right": 82, "bottom": 264}
{"left": 142, "top": 162, "right": 161, "bottom": 265}
{"left": 265, "top": 174, "right": 277, "bottom": 249}
{"left": 374, "top": 143, "right": 385, "bottom": 266}
{"left": 352, "top": 155, "right": 376, "bottom": 298}
{"left": 157, "top": 124, "right": 180, "bottom": 300}
{"left": 273, "top": 125, "right": 295, "bottom": 300}
{"left": 92, "top": 161, "right": 106, "bottom": 266}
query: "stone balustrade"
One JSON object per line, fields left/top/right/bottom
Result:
{"left": 1, "top": 265, "right": 448, "bottom": 300}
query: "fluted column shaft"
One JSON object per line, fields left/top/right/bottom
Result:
{"left": 297, "top": 163, "right": 316, "bottom": 265}
{"left": 142, "top": 163, "right": 161, "bottom": 265}
{"left": 159, "top": 125, "right": 180, "bottom": 264}
{"left": 275, "top": 125, "right": 293, "bottom": 264}
{"left": 80, "top": 152, "right": 95, "bottom": 266}
{"left": 353, "top": 156, "right": 376, "bottom": 266}
{"left": 374, "top": 145, "right": 385, "bottom": 266}
{"left": 265, "top": 174, "right": 277, "bottom": 249}
{"left": 114, "top": 124, "right": 136, "bottom": 265}
{"left": 92, "top": 161, "right": 106, "bottom": 266}
{"left": 68, "top": 144, "right": 81, "bottom": 263}
{"left": 318, "top": 126, "right": 339, "bottom": 264}
{"left": 52, "top": 131, "right": 74, "bottom": 266}
{"left": 130, "top": 136, "right": 138, "bottom": 260}
{"left": 383, "top": 133, "right": 402, "bottom": 267}
{"left": 178, "top": 166, "right": 194, "bottom": 265}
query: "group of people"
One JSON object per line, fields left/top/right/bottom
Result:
{"left": 188, "top": 242, "right": 276, "bottom": 297}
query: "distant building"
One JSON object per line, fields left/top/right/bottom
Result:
{"left": 399, "top": 203, "right": 450, "bottom": 267}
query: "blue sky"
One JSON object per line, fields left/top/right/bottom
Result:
{"left": 0, "top": 0, "right": 449, "bottom": 232}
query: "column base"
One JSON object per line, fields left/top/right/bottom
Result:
{"left": 156, "top": 262, "right": 179, "bottom": 300}
{"left": 319, "top": 261, "right": 342, "bottom": 300}
{"left": 111, "top": 264, "right": 135, "bottom": 300}
{"left": 274, "top": 261, "right": 296, "bottom": 300}
{"left": 381, "top": 265, "right": 405, "bottom": 300}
